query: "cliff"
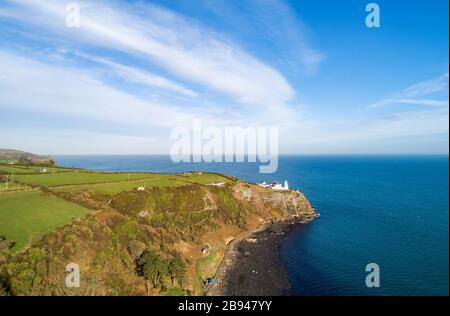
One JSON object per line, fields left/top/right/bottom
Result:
{"left": 0, "top": 148, "right": 54, "bottom": 165}
{"left": 232, "top": 183, "right": 317, "bottom": 222}
{"left": 0, "top": 181, "right": 317, "bottom": 296}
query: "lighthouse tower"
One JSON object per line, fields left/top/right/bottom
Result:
{"left": 284, "top": 180, "right": 289, "bottom": 190}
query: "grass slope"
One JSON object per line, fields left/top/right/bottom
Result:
{"left": 0, "top": 190, "right": 91, "bottom": 251}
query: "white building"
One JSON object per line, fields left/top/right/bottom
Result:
{"left": 258, "top": 180, "right": 289, "bottom": 190}
{"left": 258, "top": 181, "right": 270, "bottom": 188}
{"left": 209, "top": 182, "right": 225, "bottom": 187}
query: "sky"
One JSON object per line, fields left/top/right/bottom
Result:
{"left": 0, "top": 0, "right": 448, "bottom": 155}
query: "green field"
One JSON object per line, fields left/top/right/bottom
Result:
{"left": 0, "top": 164, "right": 233, "bottom": 252}
{"left": 14, "top": 171, "right": 165, "bottom": 187}
{"left": 0, "top": 164, "right": 72, "bottom": 175}
{"left": 0, "top": 190, "right": 91, "bottom": 251}
{"left": 13, "top": 170, "right": 232, "bottom": 188}
{"left": 0, "top": 165, "right": 41, "bottom": 174}
{"left": 52, "top": 177, "right": 188, "bottom": 193}
{"left": 0, "top": 182, "right": 31, "bottom": 192}
{"left": 51, "top": 174, "right": 231, "bottom": 193}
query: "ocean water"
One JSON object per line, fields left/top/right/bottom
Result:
{"left": 56, "top": 155, "right": 449, "bottom": 296}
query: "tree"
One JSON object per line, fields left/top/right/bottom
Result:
{"left": 168, "top": 255, "right": 186, "bottom": 286}
{"left": 138, "top": 250, "right": 168, "bottom": 289}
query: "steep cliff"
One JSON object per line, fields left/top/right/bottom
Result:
{"left": 0, "top": 181, "right": 317, "bottom": 296}
{"left": 232, "top": 183, "right": 316, "bottom": 221}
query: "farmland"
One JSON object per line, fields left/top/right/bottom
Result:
{"left": 52, "top": 177, "right": 189, "bottom": 193}
{"left": 0, "top": 164, "right": 73, "bottom": 175}
{"left": 13, "top": 171, "right": 161, "bottom": 186}
{"left": 0, "top": 163, "right": 233, "bottom": 253}
{"left": 11, "top": 170, "right": 231, "bottom": 188}
{"left": 0, "top": 190, "right": 91, "bottom": 251}
{"left": 0, "top": 182, "right": 31, "bottom": 192}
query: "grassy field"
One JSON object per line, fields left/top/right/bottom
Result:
{"left": 0, "top": 190, "right": 91, "bottom": 251}
{"left": 0, "top": 165, "right": 42, "bottom": 174}
{"left": 52, "top": 177, "right": 188, "bottom": 193}
{"left": 0, "top": 181, "right": 31, "bottom": 192}
{"left": 0, "top": 164, "right": 233, "bottom": 252}
{"left": 0, "top": 164, "right": 72, "bottom": 174}
{"left": 52, "top": 173, "right": 232, "bottom": 193}
{"left": 14, "top": 171, "right": 165, "bottom": 186}
{"left": 13, "top": 170, "right": 232, "bottom": 188}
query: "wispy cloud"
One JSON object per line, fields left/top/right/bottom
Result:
{"left": 368, "top": 73, "right": 449, "bottom": 108}
{"left": 402, "top": 73, "right": 449, "bottom": 97}
{"left": 0, "top": 0, "right": 447, "bottom": 155}
{"left": 1, "top": 0, "right": 296, "bottom": 109}
{"left": 76, "top": 53, "right": 199, "bottom": 97}
{"left": 0, "top": 50, "right": 214, "bottom": 129}
{"left": 200, "top": 0, "right": 324, "bottom": 75}
{"left": 277, "top": 72, "right": 449, "bottom": 154}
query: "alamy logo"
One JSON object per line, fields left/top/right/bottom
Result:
{"left": 65, "top": 263, "right": 80, "bottom": 288}
{"left": 65, "top": 3, "right": 81, "bottom": 28}
{"left": 170, "top": 119, "right": 279, "bottom": 173}
{"left": 365, "top": 263, "right": 380, "bottom": 288}
{"left": 365, "top": 3, "right": 381, "bottom": 28}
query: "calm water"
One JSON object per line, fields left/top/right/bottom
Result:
{"left": 56, "top": 155, "right": 449, "bottom": 295}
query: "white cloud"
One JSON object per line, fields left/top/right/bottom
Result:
{"left": 0, "top": 1, "right": 446, "bottom": 155}
{"left": 2, "top": 0, "right": 296, "bottom": 109}
{"left": 402, "top": 73, "right": 449, "bottom": 97}
{"left": 278, "top": 73, "right": 449, "bottom": 154}
{"left": 0, "top": 50, "right": 218, "bottom": 129}
{"left": 368, "top": 73, "right": 449, "bottom": 109}
{"left": 77, "top": 53, "right": 199, "bottom": 97}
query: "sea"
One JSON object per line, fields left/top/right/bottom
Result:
{"left": 55, "top": 155, "right": 449, "bottom": 296}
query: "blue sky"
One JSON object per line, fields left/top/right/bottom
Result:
{"left": 0, "top": 0, "right": 448, "bottom": 154}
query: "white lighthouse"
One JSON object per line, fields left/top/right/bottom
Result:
{"left": 284, "top": 180, "right": 289, "bottom": 190}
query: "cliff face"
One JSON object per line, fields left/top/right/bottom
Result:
{"left": 0, "top": 148, "right": 54, "bottom": 164}
{"left": 0, "top": 182, "right": 317, "bottom": 296}
{"left": 232, "top": 183, "right": 316, "bottom": 221}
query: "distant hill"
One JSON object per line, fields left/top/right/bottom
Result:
{"left": 0, "top": 148, "right": 54, "bottom": 165}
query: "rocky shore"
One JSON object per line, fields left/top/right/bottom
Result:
{"left": 205, "top": 214, "right": 318, "bottom": 296}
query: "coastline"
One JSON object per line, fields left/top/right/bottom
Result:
{"left": 205, "top": 213, "right": 318, "bottom": 296}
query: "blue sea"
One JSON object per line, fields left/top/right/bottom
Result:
{"left": 55, "top": 155, "right": 449, "bottom": 296}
